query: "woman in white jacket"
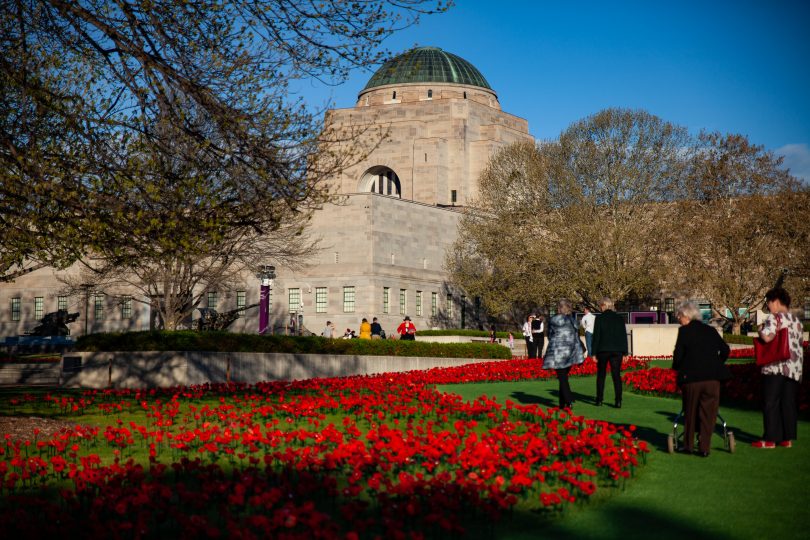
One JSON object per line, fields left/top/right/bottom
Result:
{"left": 522, "top": 314, "right": 537, "bottom": 358}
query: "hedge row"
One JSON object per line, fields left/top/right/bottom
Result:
{"left": 75, "top": 331, "right": 513, "bottom": 359}
{"left": 724, "top": 333, "right": 755, "bottom": 345}
{"left": 418, "top": 329, "right": 517, "bottom": 339}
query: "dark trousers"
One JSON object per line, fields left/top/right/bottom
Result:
{"left": 596, "top": 352, "right": 623, "bottom": 403}
{"left": 762, "top": 374, "right": 799, "bottom": 442}
{"left": 525, "top": 337, "right": 537, "bottom": 358}
{"left": 532, "top": 332, "right": 544, "bottom": 358}
{"left": 556, "top": 366, "right": 573, "bottom": 408}
{"left": 682, "top": 380, "right": 720, "bottom": 454}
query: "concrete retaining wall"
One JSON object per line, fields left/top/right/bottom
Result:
{"left": 0, "top": 363, "right": 61, "bottom": 385}
{"left": 628, "top": 324, "right": 680, "bottom": 356}
{"left": 60, "top": 351, "right": 505, "bottom": 389}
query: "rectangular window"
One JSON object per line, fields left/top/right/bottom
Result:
{"left": 446, "top": 294, "right": 453, "bottom": 319}
{"left": 11, "top": 297, "right": 21, "bottom": 321}
{"left": 664, "top": 297, "right": 675, "bottom": 313}
{"left": 94, "top": 294, "right": 104, "bottom": 320}
{"left": 431, "top": 292, "right": 438, "bottom": 317}
{"left": 288, "top": 288, "right": 301, "bottom": 313}
{"left": 343, "top": 286, "right": 355, "bottom": 313}
{"left": 383, "top": 287, "right": 390, "bottom": 314}
{"left": 399, "top": 289, "right": 407, "bottom": 315}
{"left": 236, "top": 291, "right": 246, "bottom": 317}
{"left": 805, "top": 299, "right": 810, "bottom": 320}
{"left": 451, "top": 190, "right": 457, "bottom": 203}
{"left": 207, "top": 291, "right": 218, "bottom": 310}
{"left": 416, "top": 291, "right": 423, "bottom": 317}
{"left": 34, "top": 297, "right": 44, "bottom": 321}
{"left": 57, "top": 296, "right": 68, "bottom": 312}
{"left": 315, "top": 287, "right": 327, "bottom": 313}
{"left": 121, "top": 296, "right": 133, "bottom": 319}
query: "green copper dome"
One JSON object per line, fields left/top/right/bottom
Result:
{"left": 363, "top": 47, "right": 492, "bottom": 91}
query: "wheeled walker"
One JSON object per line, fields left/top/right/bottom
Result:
{"left": 666, "top": 410, "right": 736, "bottom": 454}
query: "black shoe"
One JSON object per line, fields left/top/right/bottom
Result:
{"left": 614, "top": 400, "right": 622, "bottom": 408}
{"left": 677, "top": 446, "right": 693, "bottom": 455}
{"left": 697, "top": 451, "right": 709, "bottom": 458}
{"left": 595, "top": 400, "right": 603, "bottom": 407}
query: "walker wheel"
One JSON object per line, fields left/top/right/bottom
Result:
{"left": 727, "top": 431, "right": 736, "bottom": 453}
{"left": 667, "top": 434, "right": 675, "bottom": 454}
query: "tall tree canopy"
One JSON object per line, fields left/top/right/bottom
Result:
{"left": 449, "top": 108, "right": 690, "bottom": 318}
{"left": 448, "top": 109, "right": 806, "bottom": 327}
{"left": 673, "top": 132, "right": 808, "bottom": 332}
{"left": 0, "top": 0, "right": 451, "bottom": 281}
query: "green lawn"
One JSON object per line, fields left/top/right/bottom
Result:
{"left": 439, "top": 376, "right": 810, "bottom": 540}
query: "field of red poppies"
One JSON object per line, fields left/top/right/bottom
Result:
{"left": 0, "top": 357, "right": 650, "bottom": 539}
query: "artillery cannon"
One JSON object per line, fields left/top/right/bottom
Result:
{"left": 29, "top": 310, "right": 80, "bottom": 337}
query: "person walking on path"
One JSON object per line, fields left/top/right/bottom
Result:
{"left": 522, "top": 314, "right": 537, "bottom": 358}
{"left": 321, "top": 321, "right": 334, "bottom": 339}
{"left": 397, "top": 316, "right": 416, "bottom": 340}
{"left": 531, "top": 314, "right": 545, "bottom": 358}
{"left": 752, "top": 287, "right": 804, "bottom": 449}
{"left": 672, "top": 302, "right": 731, "bottom": 456}
{"left": 359, "top": 318, "right": 372, "bottom": 339}
{"left": 543, "top": 299, "right": 585, "bottom": 409}
{"left": 580, "top": 307, "right": 596, "bottom": 358}
{"left": 370, "top": 317, "right": 383, "bottom": 339}
{"left": 591, "top": 297, "right": 628, "bottom": 408}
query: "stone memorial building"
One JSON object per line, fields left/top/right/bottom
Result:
{"left": 0, "top": 47, "right": 533, "bottom": 338}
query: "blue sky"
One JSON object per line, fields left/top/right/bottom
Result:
{"left": 295, "top": 0, "right": 810, "bottom": 180}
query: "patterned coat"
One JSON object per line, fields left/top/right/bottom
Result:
{"left": 542, "top": 314, "right": 584, "bottom": 370}
{"left": 760, "top": 313, "right": 804, "bottom": 382}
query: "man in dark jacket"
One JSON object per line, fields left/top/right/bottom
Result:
{"left": 673, "top": 302, "right": 731, "bottom": 456}
{"left": 591, "top": 297, "right": 628, "bottom": 407}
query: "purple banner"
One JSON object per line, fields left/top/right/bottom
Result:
{"left": 259, "top": 285, "right": 270, "bottom": 334}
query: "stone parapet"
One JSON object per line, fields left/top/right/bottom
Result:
{"left": 59, "top": 351, "right": 505, "bottom": 389}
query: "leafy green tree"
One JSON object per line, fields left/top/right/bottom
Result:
{"left": 0, "top": 0, "right": 451, "bottom": 281}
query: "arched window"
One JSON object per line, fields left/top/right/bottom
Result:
{"left": 359, "top": 166, "right": 401, "bottom": 198}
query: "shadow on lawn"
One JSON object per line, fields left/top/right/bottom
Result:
{"left": 651, "top": 409, "right": 762, "bottom": 445}
{"left": 530, "top": 501, "right": 738, "bottom": 540}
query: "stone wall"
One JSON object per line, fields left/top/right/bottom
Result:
{"left": 59, "top": 351, "right": 505, "bottom": 389}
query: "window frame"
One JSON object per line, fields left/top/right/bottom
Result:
{"left": 315, "top": 287, "right": 327, "bottom": 313}
{"left": 343, "top": 286, "right": 355, "bottom": 313}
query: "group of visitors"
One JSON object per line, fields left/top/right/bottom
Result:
{"left": 672, "top": 286, "right": 802, "bottom": 456}
{"left": 321, "top": 316, "right": 417, "bottom": 340}
{"left": 538, "top": 297, "right": 628, "bottom": 409}
{"left": 521, "top": 314, "right": 546, "bottom": 359}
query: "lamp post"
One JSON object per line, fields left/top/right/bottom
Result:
{"left": 256, "top": 265, "right": 276, "bottom": 334}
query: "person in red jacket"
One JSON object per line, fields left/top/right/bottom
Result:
{"left": 397, "top": 316, "right": 416, "bottom": 340}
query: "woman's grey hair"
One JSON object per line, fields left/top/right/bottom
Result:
{"left": 675, "top": 301, "right": 701, "bottom": 321}
{"left": 557, "top": 298, "right": 573, "bottom": 315}
{"left": 598, "top": 297, "right": 614, "bottom": 310}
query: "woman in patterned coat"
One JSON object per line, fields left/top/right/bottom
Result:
{"left": 753, "top": 287, "right": 804, "bottom": 449}
{"left": 543, "top": 299, "right": 585, "bottom": 408}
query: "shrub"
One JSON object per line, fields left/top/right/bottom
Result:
{"left": 75, "top": 331, "right": 512, "bottom": 359}
{"left": 417, "top": 329, "right": 517, "bottom": 339}
{"left": 724, "top": 333, "right": 754, "bottom": 345}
